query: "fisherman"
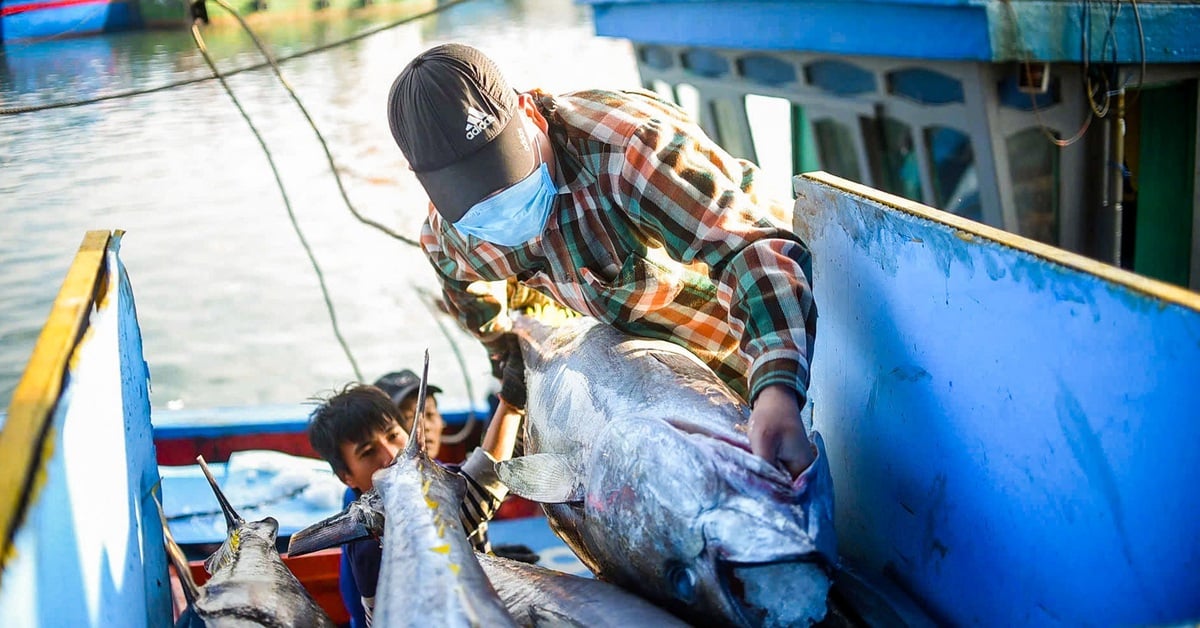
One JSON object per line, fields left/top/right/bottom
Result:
{"left": 307, "top": 366, "right": 526, "bottom": 628}
{"left": 387, "top": 43, "right": 818, "bottom": 478}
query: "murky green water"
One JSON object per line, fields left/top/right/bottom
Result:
{"left": 0, "top": 0, "right": 639, "bottom": 410}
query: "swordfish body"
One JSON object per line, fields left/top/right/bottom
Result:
{"left": 163, "top": 457, "right": 336, "bottom": 627}
{"left": 497, "top": 316, "right": 838, "bottom": 627}
{"left": 370, "top": 353, "right": 517, "bottom": 628}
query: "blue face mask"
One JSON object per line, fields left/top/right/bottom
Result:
{"left": 453, "top": 154, "right": 557, "bottom": 247}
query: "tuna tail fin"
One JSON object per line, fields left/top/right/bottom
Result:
{"left": 403, "top": 349, "right": 431, "bottom": 459}
{"left": 196, "top": 455, "right": 243, "bottom": 532}
{"left": 496, "top": 453, "right": 584, "bottom": 503}
{"left": 153, "top": 487, "right": 201, "bottom": 606}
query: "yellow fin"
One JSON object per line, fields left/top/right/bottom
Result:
{"left": 430, "top": 544, "right": 451, "bottom": 555}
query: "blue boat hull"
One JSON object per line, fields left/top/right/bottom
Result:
{"left": 1, "top": 0, "right": 142, "bottom": 43}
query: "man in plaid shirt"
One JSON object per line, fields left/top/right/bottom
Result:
{"left": 387, "top": 43, "right": 817, "bottom": 477}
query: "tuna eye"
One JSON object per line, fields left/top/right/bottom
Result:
{"left": 668, "top": 565, "right": 698, "bottom": 603}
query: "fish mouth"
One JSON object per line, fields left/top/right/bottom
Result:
{"left": 718, "top": 556, "right": 833, "bottom": 627}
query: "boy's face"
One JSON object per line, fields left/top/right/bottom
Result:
{"left": 337, "top": 419, "right": 407, "bottom": 492}
{"left": 397, "top": 395, "right": 444, "bottom": 460}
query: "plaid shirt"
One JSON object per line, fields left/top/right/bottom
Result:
{"left": 420, "top": 88, "right": 815, "bottom": 403}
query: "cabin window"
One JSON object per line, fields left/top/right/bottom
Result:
{"left": 805, "top": 60, "right": 875, "bottom": 96}
{"left": 997, "top": 71, "right": 1060, "bottom": 111}
{"left": 648, "top": 80, "right": 677, "bottom": 105}
{"left": 1007, "top": 128, "right": 1060, "bottom": 245}
{"left": 925, "top": 126, "right": 982, "bottom": 221}
{"left": 639, "top": 45, "right": 675, "bottom": 71}
{"left": 682, "top": 49, "right": 730, "bottom": 78}
{"left": 869, "top": 117, "right": 923, "bottom": 203}
{"left": 813, "top": 119, "right": 862, "bottom": 182}
{"left": 737, "top": 54, "right": 797, "bottom": 87}
{"left": 711, "top": 98, "right": 755, "bottom": 160}
{"left": 745, "top": 94, "right": 797, "bottom": 200}
{"left": 887, "top": 67, "right": 965, "bottom": 105}
{"left": 675, "top": 83, "right": 702, "bottom": 126}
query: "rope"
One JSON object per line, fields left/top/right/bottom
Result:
{"left": 205, "top": 0, "right": 422, "bottom": 247}
{"left": 0, "top": 0, "right": 474, "bottom": 116}
{"left": 190, "top": 18, "right": 364, "bottom": 382}
{"left": 414, "top": 285, "right": 480, "bottom": 444}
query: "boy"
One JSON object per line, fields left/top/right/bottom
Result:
{"left": 307, "top": 370, "right": 524, "bottom": 627}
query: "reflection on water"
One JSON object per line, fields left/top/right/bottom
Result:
{"left": 0, "top": 0, "right": 639, "bottom": 410}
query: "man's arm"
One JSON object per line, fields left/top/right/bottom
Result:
{"left": 614, "top": 93, "right": 816, "bottom": 475}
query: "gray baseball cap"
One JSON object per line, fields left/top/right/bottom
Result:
{"left": 386, "top": 43, "right": 537, "bottom": 222}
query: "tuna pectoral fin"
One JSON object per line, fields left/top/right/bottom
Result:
{"left": 287, "top": 508, "right": 371, "bottom": 556}
{"left": 496, "top": 454, "right": 583, "bottom": 503}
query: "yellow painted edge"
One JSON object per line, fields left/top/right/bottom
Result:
{"left": 0, "top": 230, "right": 112, "bottom": 584}
{"left": 800, "top": 171, "right": 1200, "bottom": 312}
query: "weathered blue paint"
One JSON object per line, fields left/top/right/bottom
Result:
{"left": 578, "top": 0, "right": 1200, "bottom": 63}
{"left": 1, "top": 0, "right": 142, "bottom": 43}
{"left": 0, "top": 235, "right": 170, "bottom": 626}
{"left": 792, "top": 174, "right": 1200, "bottom": 625}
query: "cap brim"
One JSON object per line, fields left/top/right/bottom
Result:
{"left": 415, "top": 114, "right": 536, "bottom": 223}
{"left": 392, "top": 384, "right": 443, "bottom": 405}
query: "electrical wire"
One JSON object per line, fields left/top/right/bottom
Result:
{"left": 0, "top": 0, "right": 474, "bottom": 116}
{"left": 190, "top": 18, "right": 364, "bottom": 382}
{"left": 1003, "top": 0, "right": 1096, "bottom": 147}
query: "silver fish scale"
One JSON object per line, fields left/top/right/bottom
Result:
{"left": 373, "top": 453, "right": 516, "bottom": 628}
{"left": 509, "top": 316, "right": 837, "bottom": 628}
{"left": 194, "top": 520, "right": 336, "bottom": 627}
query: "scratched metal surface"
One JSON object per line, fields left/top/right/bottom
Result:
{"left": 793, "top": 173, "right": 1200, "bottom": 626}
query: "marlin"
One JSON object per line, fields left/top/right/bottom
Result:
{"left": 495, "top": 316, "right": 838, "bottom": 627}
{"left": 367, "top": 351, "right": 516, "bottom": 627}
{"left": 477, "top": 553, "right": 690, "bottom": 627}
{"left": 161, "top": 456, "right": 335, "bottom": 627}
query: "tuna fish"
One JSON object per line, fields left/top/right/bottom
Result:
{"left": 477, "top": 553, "right": 690, "bottom": 627}
{"left": 369, "top": 352, "right": 517, "bottom": 627}
{"left": 496, "top": 316, "right": 838, "bottom": 627}
{"left": 161, "top": 456, "right": 335, "bottom": 627}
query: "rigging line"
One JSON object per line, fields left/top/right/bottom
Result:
{"left": 190, "top": 19, "right": 364, "bottom": 382}
{"left": 0, "top": 0, "right": 476, "bottom": 116}
{"left": 208, "top": 0, "right": 421, "bottom": 248}
{"left": 413, "top": 284, "right": 479, "bottom": 445}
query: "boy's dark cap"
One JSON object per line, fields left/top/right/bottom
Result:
{"left": 386, "top": 43, "right": 536, "bottom": 222}
{"left": 373, "top": 370, "right": 442, "bottom": 406}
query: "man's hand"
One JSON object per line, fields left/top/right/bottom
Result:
{"left": 749, "top": 384, "right": 815, "bottom": 478}
{"left": 483, "top": 333, "right": 526, "bottom": 410}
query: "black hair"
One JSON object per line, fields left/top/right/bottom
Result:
{"left": 307, "top": 383, "right": 402, "bottom": 477}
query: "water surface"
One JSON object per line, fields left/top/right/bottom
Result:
{"left": 0, "top": 0, "right": 639, "bottom": 411}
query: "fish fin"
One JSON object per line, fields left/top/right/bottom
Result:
{"left": 152, "top": 488, "right": 201, "bottom": 605}
{"left": 287, "top": 505, "right": 372, "bottom": 556}
{"left": 496, "top": 454, "right": 583, "bottom": 503}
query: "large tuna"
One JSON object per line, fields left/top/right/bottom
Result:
{"left": 497, "top": 316, "right": 837, "bottom": 627}
{"left": 162, "top": 456, "right": 336, "bottom": 627}
{"left": 370, "top": 353, "right": 517, "bottom": 628}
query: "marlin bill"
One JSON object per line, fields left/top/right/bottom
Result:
{"left": 162, "top": 456, "right": 335, "bottom": 627}
{"left": 497, "top": 316, "right": 838, "bottom": 627}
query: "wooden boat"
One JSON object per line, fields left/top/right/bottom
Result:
{"left": 3, "top": 166, "right": 1199, "bottom": 625}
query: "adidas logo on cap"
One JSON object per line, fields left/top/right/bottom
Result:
{"left": 464, "top": 106, "right": 498, "bottom": 141}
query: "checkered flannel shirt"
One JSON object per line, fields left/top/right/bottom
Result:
{"left": 419, "top": 88, "right": 816, "bottom": 404}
